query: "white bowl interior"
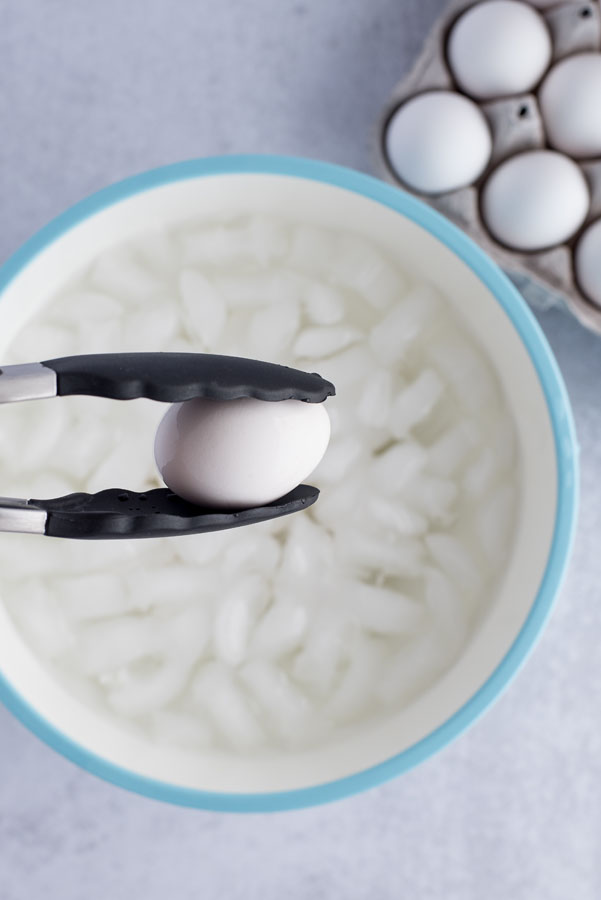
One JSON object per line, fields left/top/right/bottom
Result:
{"left": 0, "top": 173, "right": 556, "bottom": 793}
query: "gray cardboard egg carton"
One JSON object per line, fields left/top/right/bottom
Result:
{"left": 376, "top": 0, "right": 601, "bottom": 334}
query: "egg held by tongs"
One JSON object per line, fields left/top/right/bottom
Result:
{"left": 155, "top": 394, "right": 331, "bottom": 510}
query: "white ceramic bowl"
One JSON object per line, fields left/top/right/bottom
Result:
{"left": 0, "top": 156, "right": 578, "bottom": 811}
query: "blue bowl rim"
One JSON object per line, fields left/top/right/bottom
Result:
{"left": 0, "top": 154, "right": 579, "bottom": 813}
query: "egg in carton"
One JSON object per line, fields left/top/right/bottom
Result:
{"left": 376, "top": 0, "right": 601, "bottom": 334}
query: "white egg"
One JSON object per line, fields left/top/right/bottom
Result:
{"left": 575, "top": 218, "right": 601, "bottom": 307}
{"left": 385, "top": 91, "right": 492, "bottom": 194}
{"left": 447, "top": 0, "right": 552, "bottom": 100}
{"left": 481, "top": 150, "right": 590, "bottom": 251}
{"left": 540, "top": 53, "right": 601, "bottom": 158}
{"left": 155, "top": 397, "right": 331, "bottom": 509}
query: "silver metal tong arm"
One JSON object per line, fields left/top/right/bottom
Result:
{"left": 0, "top": 497, "right": 47, "bottom": 534}
{"left": 0, "top": 363, "right": 57, "bottom": 404}
{"left": 0, "top": 364, "right": 55, "bottom": 532}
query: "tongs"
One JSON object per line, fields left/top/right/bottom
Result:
{"left": 0, "top": 353, "right": 334, "bottom": 540}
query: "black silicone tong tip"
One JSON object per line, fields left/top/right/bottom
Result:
{"left": 41, "top": 352, "right": 336, "bottom": 403}
{"left": 30, "top": 485, "right": 320, "bottom": 540}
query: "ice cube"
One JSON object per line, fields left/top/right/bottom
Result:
{"left": 292, "top": 610, "right": 349, "bottom": 696}
{"left": 326, "top": 634, "right": 382, "bottom": 723}
{"left": 343, "top": 580, "right": 425, "bottom": 635}
{"left": 52, "top": 290, "right": 124, "bottom": 325}
{"left": 288, "top": 224, "right": 337, "bottom": 274}
{"left": 335, "top": 529, "right": 425, "bottom": 579}
{"left": 192, "top": 661, "right": 265, "bottom": 750}
{"left": 74, "top": 318, "right": 123, "bottom": 355}
{"left": 249, "top": 216, "right": 288, "bottom": 266}
{"left": 328, "top": 235, "right": 406, "bottom": 309}
{"left": 78, "top": 616, "right": 161, "bottom": 676}
{"left": 248, "top": 297, "right": 300, "bottom": 360}
{"left": 311, "top": 435, "right": 364, "bottom": 485}
{"left": 366, "top": 496, "right": 428, "bottom": 537}
{"left": 309, "top": 479, "right": 362, "bottom": 530}
{"left": 90, "top": 247, "right": 164, "bottom": 304}
{"left": 179, "top": 269, "right": 227, "bottom": 347}
{"left": 429, "top": 333, "right": 500, "bottom": 414}
{"left": 213, "top": 573, "right": 268, "bottom": 666}
{"left": 15, "top": 399, "right": 68, "bottom": 472}
{"left": 280, "top": 510, "right": 335, "bottom": 574}
{"left": 0, "top": 534, "right": 119, "bottom": 580}
{"left": 297, "top": 344, "right": 374, "bottom": 391}
{"left": 180, "top": 224, "right": 248, "bottom": 267}
{"left": 55, "top": 572, "right": 131, "bottom": 621}
{"left": 126, "top": 565, "right": 216, "bottom": 611}
{"left": 368, "top": 285, "right": 441, "bottom": 364}
{"left": 162, "top": 604, "right": 211, "bottom": 663}
{"left": 271, "top": 269, "right": 309, "bottom": 304}
{"left": 222, "top": 534, "right": 282, "bottom": 576}
{"left": 86, "top": 438, "right": 152, "bottom": 495}
{"left": 211, "top": 271, "right": 275, "bottom": 309}
{"left": 303, "top": 282, "right": 345, "bottom": 325}
{"left": 27, "top": 472, "right": 75, "bottom": 500}
{"left": 174, "top": 529, "right": 232, "bottom": 566}
{"left": 15, "top": 323, "right": 76, "bottom": 360}
{"left": 49, "top": 418, "right": 113, "bottom": 484}
{"left": 276, "top": 536, "right": 312, "bottom": 581}
{"left": 390, "top": 369, "right": 445, "bottom": 438}
{"left": 368, "top": 441, "right": 427, "bottom": 494}
{"left": 293, "top": 325, "right": 361, "bottom": 359}
{"left": 108, "top": 657, "right": 194, "bottom": 717}
{"left": 0, "top": 398, "right": 65, "bottom": 474}
{"left": 251, "top": 599, "right": 307, "bottom": 659}
{"left": 120, "top": 304, "right": 180, "bottom": 352}
{"left": 357, "top": 368, "right": 394, "bottom": 429}
{"left": 132, "top": 228, "right": 180, "bottom": 278}
{"left": 403, "top": 475, "right": 458, "bottom": 524}
{"left": 240, "top": 659, "right": 312, "bottom": 741}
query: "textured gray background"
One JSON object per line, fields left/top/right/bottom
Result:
{"left": 1, "top": 1, "right": 600, "bottom": 897}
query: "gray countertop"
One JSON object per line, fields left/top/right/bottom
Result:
{"left": 1, "top": 1, "right": 600, "bottom": 897}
